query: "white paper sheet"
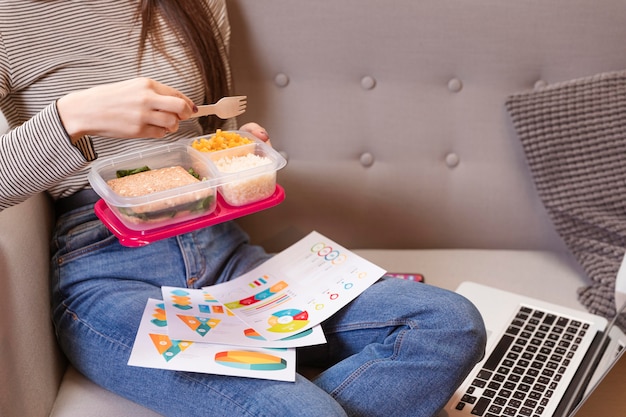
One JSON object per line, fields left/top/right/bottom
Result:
{"left": 128, "top": 298, "right": 296, "bottom": 381}
{"left": 161, "top": 286, "right": 327, "bottom": 348}
{"left": 203, "top": 231, "right": 387, "bottom": 341}
{"left": 128, "top": 231, "right": 386, "bottom": 381}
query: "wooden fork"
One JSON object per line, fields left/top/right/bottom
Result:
{"left": 192, "top": 96, "right": 247, "bottom": 119}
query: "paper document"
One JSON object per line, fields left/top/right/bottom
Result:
{"left": 128, "top": 298, "right": 297, "bottom": 381}
{"left": 204, "top": 231, "right": 387, "bottom": 341}
{"left": 128, "top": 231, "right": 387, "bottom": 381}
{"left": 161, "top": 286, "right": 327, "bottom": 348}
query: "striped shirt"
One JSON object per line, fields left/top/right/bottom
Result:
{"left": 0, "top": 0, "right": 233, "bottom": 210}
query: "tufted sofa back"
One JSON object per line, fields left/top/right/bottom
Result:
{"left": 228, "top": 0, "right": 626, "bottom": 253}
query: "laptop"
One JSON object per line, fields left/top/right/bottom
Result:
{"left": 439, "top": 281, "right": 626, "bottom": 417}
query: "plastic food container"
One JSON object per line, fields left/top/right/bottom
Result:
{"left": 190, "top": 131, "right": 287, "bottom": 206}
{"left": 88, "top": 143, "right": 219, "bottom": 231}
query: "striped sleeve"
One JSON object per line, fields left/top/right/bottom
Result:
{"left": 0, "top": 31, "right": 10, "bottom": 98}
{"left": 0, "top": 103, "right": 89, "bottom": 210}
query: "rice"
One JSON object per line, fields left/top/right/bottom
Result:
{"left": 214, "top": 153, "right": 276, "bottom": 206}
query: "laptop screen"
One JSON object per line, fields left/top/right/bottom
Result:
{"left": 567, "top": 303, "right": 626, "bottom": 416}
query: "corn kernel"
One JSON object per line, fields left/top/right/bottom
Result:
{"left": 191, "top": 129, "right": 253, "bottom": 152}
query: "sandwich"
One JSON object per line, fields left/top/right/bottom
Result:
{"left": 106, "top": 165, "right": 215, "bottom": 224}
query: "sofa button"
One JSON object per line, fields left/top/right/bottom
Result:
{"left": 534, "top": 79, "right": 548, "bottom": 89}
{"left": 445, "top": 152, "right": 460, "bottom": 168}
{"left": 274, "top": 73, "right": 290, "bottom": 87}
{"left": 361, "top": 76, "right": 376, "bottom": 90}
{"left": 448, "top": 78, "right": 463, "bottom": 92}
{"left": 360, "top": 152, "right": 375, "bottom": 167}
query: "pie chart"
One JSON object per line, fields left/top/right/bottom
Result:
{"left": 267, "top": 309, "right": 309, "bottom": 333}
{"left": 214, "top": 350, "right": 287, "bottom": 371}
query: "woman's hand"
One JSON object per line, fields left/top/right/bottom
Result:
{"left": 56, "top": 77, "right": 197, "bottom": 143}
{"left": 239, "top": 122, "right": 270, "bottom": 144}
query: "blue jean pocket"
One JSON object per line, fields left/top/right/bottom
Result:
{"left": 52, "top": 207, "right": 116, "bottom": 266}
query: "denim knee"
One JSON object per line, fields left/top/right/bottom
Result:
{"left": 439, "top": 290, "right": 488, "bottom": 363}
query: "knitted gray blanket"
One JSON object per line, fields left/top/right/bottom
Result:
{"left": 506, "top": 71, "right": 626, "bottom": 319}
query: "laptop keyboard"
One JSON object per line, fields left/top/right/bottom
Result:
{"left": 455, "top": 305, "right": 590, "bottom": 417}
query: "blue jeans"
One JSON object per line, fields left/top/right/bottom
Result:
{"left": 51, "top": 205, "right": 486, "bottom": 417}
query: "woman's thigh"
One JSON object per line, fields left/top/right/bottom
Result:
{"left": 54, "top": 281, "right": 347, "bottom": 417}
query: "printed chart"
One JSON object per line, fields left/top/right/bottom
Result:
{"left": 205, "top": 231, "right": 387, "bottom": 341}
{"left": 128, "top": 231, "right": 386, "bottom": 381}
{"left": 160, "top": 286, "right": 326, "bottom": 348}
{"left": 128, "top": 298, "right": 296, "bottom": 381}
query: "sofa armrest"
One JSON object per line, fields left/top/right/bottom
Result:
{"left": 0, "top": 193, "right": 66, "bottom": 417}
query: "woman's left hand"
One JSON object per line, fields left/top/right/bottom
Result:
{"left": 239, "top": 122, "right": 270, "bottom": 143}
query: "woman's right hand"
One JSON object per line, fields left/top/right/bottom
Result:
{"left": 56, "top": 77, "right": 197, "bottom": 143}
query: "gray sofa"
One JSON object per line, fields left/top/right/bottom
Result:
{"left": 3, "top": 1, "right": 626, "bottom": 416}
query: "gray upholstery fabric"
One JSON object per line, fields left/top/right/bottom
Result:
{"left": 506, "top": 71, "right": 626, "bottom": 318}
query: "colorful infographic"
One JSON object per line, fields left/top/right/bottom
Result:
{"left": 150, "top": 302, "right": 168, "bottom": 327}
{"left": 267, "top": 309, "right": 310, "bottom": 333}
{"left": 169, "top": 289, "right": 193, "bottom": 310}
{"left": 204, "top": 231, "right": 386, "bottom": 341}
{"left": 225, "top": 280, "right": 289, "bottom": 310}
{"left": 244, "top": 328, "right": 265, "bottom": 340}
{"left": 160, "top": 286, "right": 326, "bottom": 348}
{"left": 149, "top": 333, "right": 192, "bottom": 362}
{"left": 176, "top": 315, "right": 221, "bottom": 337}
{"left": 128, "top": 232, "right": 385, "bottom": 381}
{"left": 128, "top": 298, "right": 296, "bottom": 381}
{"left": 214, "top": 350, "right": 287, "bottom": 371}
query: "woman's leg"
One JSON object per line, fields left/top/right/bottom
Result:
{"left": 300, "top": 277, "right": 487, "bottom": 417}
{"left": 50, "top": 209, "right": 347, "bottom": 417}
{"left": 54, "top": 284, "right": 348, "bottom": 417}
{"left": 52, "top": 207, "right": 485, "bottom": 417}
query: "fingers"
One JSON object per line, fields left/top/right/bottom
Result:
{"left": 118, "top": 78, "right": 196, "bottom": 137}
{"left": 239, "top": 122, "right": 270, "bottom": 142}
{"left": 144, "top": 125, "right": 170, "bottom": 139}
{"left": 141, "top": 78, "right": 197, "bottom": 121}
{"left": 145, "top": 108, "right": 181, "bottom": 134}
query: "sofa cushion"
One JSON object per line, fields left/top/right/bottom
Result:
{"left": 507, "top": 70, "right": 626, "bottom": 318}
{"left": 354, "top": 248, "right": 588, "bottom": 311}
{"left": 50, "top": 367, "right": 163, "bottom": 417}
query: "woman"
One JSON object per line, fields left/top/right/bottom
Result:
{"left": 0, "top": 1, "right": 486, "bottom": 416}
